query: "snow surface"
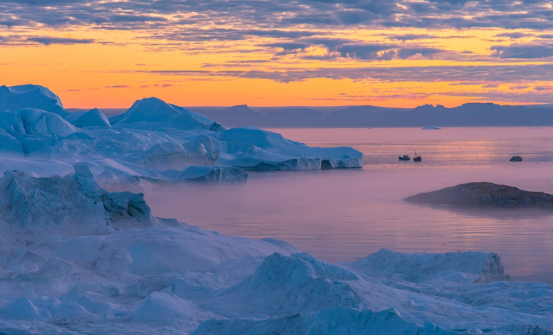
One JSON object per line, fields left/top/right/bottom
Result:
{"left": 0, "top": 85, "right": 363, "bottom": 186}
{"left": 0, "top": 170, "right": 551, "bottom": 334}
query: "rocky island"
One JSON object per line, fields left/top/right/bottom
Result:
{"left": 404, "top": 182, "right": 553, "bottom": 208}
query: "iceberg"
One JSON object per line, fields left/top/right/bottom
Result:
{"left": 0, "top": 84, "right": 69, "bottom": 117}
{"left": 0, "top": 85, "right": 363, "bottom": 185}
{"left": 67, "top": 108, "right": 111, "bottom": 128}
{"left": 0, "top": 171, "right": 551, "bottom": 334}
{"left": 217, "top": 126, "right": 363, "bottom": 170}
{"left": 109, "top": 97, "right": 225, "bottom": 132}
{"left": 0, "top": 165, "right": 152, "bottom": 251}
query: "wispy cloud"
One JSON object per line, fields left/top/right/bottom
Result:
{"left": 493, "top": 32, "right": 532, "bottom": 39}
{"left": 0, "top": 34, "right": 95, "bottom": 45}
{"left": 104, "top": 85, "right": 129, "bottom": 88}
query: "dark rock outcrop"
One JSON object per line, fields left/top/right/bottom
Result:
{"left": 404, "top": 182, "right": 553, "bottom": 208}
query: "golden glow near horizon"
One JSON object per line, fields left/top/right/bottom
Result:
{"left": 1, "top": 1, "right": 553, "bottom": 109}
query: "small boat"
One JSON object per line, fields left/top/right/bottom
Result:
{"left": 510, "top": 155, "right": 522, "bottom": 162}
{"left": 398, "top": 155, "right": 410, "bottom": 161}
{"left": 413, "top": 151, "right": 422, "bottom": 162}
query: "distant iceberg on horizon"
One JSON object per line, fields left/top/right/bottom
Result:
{"left": 422, "top": 125, "right": 441, "bottom": 129}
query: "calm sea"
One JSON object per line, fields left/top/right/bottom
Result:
{"left": 145, "top": 127, "right": 553, "bottom": 283}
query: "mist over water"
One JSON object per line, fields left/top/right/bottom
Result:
{"left": 145, "top": 127, "right": 553, "bottom": 283}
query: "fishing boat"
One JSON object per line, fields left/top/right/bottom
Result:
{"left": 413, "top": 151, "right": 422, "bottom": 162}
{"left": 398, "top": 155, "right": 410, "bottom": 161}
{"left": 510, "top": 155, "right": 522, "bottom": 162}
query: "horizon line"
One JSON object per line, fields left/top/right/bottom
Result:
{"left": 65, "top": 101, "right": 553, "bottom": 111}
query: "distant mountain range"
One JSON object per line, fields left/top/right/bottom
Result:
{"left": 70, "top": 103, "right": 553, "bottom": 128}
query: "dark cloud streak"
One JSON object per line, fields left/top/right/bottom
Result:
{"left": 27, "top": 36, "right": 95, "bottom": 45}
{"left": 491, "top": 43, "right": 553, "bottom": 59}
{"left": 141, "top": 64, "right": 553, "bottom": 84}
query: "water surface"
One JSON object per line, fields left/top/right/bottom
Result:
{"left": 146, "top": 127, "right": 553, "bottom": 283}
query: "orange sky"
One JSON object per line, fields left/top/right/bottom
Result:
{"left": 2, "top": 1, "right": 553, "bottom": 109}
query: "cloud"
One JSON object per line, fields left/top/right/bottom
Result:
{"left": 338, "top": 43, "right": 397, "bottom": 60}
{"left": 264, "top": 42, "right": 311, "bottom": 52}
{"left": 388, "top": 34, "right": 440, "bottom": 41}
{"left": 142, "top": 64, "right": 553, "bottom": 85}
{"left": 154, "top": 29, "right": 321, "bottom": 44}
{"left": 1, "top": 0, "right": 552, "bottom": 94}
{"left": 396, "top": 48, "right": 444, "bottom": 59}
{"left": 3, "top": 0, "right": 553, "bottom": 33}
{"left": 0, "top": 34, "right": 95, "bottom": 46}
{"left": 104, "top": 85, "right": 129, "bottom": 88}
{"left": 138, "top": 83, "right": 173, "bottom": 88}
{"left": 301, "top": 38, "right": 353, "bottom": 52}
{"left": 335, "top": 44, "right": 445, "bottom": 61}
{"left": 26, "top": 36, "right": 95, "bottom": 45}
{"left": 491, "top": 43, "right": 553, "bottom": 59}
{"left": 0, "top": 19, "right": 25, "bottom": 28}
{"left": 534, "top": 85, "right": 553, "bottom": 91}
{"left": 0, "top": 0, "right": 83, "bottom": 4}
{"left": 494, "top": 32, "right": 531, "bottom": 39}
{"left": 103, "top": 15, "right": 167, "bottom": 23}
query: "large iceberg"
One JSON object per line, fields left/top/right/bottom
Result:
{"left": 217, "top": 127, "right": 363, "bottom": 170}
{"left": 0, "top": 171, "right": 551, "bottom": 334}
{"left": 109, "top": 97, "right": 226, "bottom": 132}
{"left": 0, "top": 84, "right": 69, "bottom": 118}
{"left": 0, "top": 85, "right": 363, "bottom": 185}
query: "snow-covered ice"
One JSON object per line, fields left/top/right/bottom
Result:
{"left": 0, "top": 85, "right": 363, "bottom": 186}
{"left": 0, "top": 84, "right": 551, "bottom": 334}
{"left": 66, "top": 108, "right": 111, "bottom": 128}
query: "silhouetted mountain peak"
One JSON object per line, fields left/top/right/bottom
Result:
{"left": 461, "top": 102, "right": 497, "bottom": 107}
{"left": 413, "top": 104, "right": 447, "bottom": 112}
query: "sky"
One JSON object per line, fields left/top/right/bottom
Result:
{"left": 1, "top": 0, "right": 553, "bottom": 108}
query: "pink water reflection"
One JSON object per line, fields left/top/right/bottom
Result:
{"left": 145, "top": 127, "right": 553, "bottom": 283}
